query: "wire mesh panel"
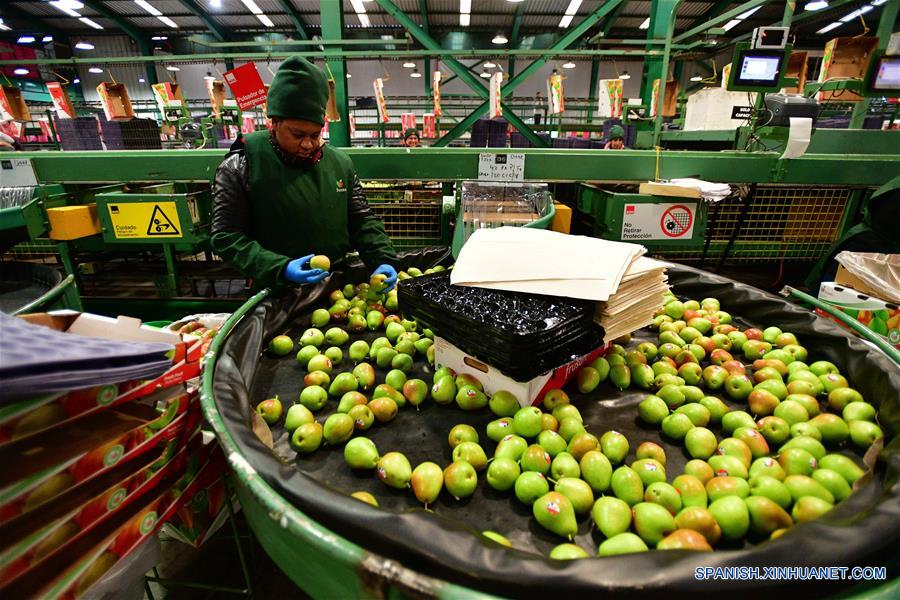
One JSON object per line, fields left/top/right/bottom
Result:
{"left": 365, "top": 183, "right": 444, "bottom": 249}
{"left": 660, "top": 185, "right": 853, "bottom": 264}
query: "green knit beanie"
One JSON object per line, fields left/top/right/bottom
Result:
{"left": 403, "top": 128, "right": 420, "bottom": 140}
{"left": 266, "top": 57, "right": 329, "bottom": 125}
{"left": 609, "top": 125, "right": 625, "bottom": 140}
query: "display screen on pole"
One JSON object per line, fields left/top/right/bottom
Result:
{"left": 734, "top": 50, "right": 784, "bottom": 87}
{"left": 870, "top": 57, "right": 900, "bottom": 91}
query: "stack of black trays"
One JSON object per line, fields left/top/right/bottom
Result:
{"left": 53, "top": 116, "right": 103, "bottom": 150}
{"left": 100, "top": 117, "right": 162, "bottom": 150}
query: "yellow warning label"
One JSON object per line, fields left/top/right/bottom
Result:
{"left": 107, "top": 202, "right": 182, "bottom": 239}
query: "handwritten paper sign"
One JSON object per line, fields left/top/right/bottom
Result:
{"left": 478, "top": 153, "right": 525, "bottom": 182}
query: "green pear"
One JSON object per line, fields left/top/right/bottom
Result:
{"left": 456, "top": 373, "right": 483, "bottom": 391}
{"left": 391, "top": 353, "right": 414, "bottom": 373}
{"left": 632, "top": 502, "right": 677, "bottom": 546}
{"left": 290, "top": 422, "right": 323, "bottom": 453}
{"left": 488, "top": 390, "right": 520, "bottom": 417}
{"left": 328, "top": 372, "right": 359, "bottom": 397}
{"left": 541, "top": 414, "right": 559, "bottom": 432}
{"left": 307, "top": 355, "right": 333, "bottom": 374}
{"left": 284, "top": 403, "right": 315, "bottom": 432}
{"left": 452, "top": 442, "right": 488, "bottom": 471}
{"left": 324, "top": 327, "right": 349, "bottom": 346}
{"left": 376, "top": 452, "right": 412, "bottom": 489}
{"left": 784, "top": 475, "right": 834, "bottom": 504}
{"left": 299, "top": 328, "right": 325, "bottom": 348}
{"left": 749, "top": 457, "right": 786, "bottom": 481}
{"left": 748, "top": 475, "right": 792, "bottom": 509}
{"left": 567, "top": 432, "right": 600, "bottom": 461}
{"left": 369, "top": 338, "right": 390, "bottom": 362}
{"left": 828, "top": 387, "right": 864, "bottom": 412}
{"left": 256, "top": 396, "right": 283, "bottom": 425}
{"left": 661, "top": 413, "right": 694, "bottom": 440}
{"left": 657, "top": 384, "right": 686, "bottom": 410}
{"left": 610, "top": 466, "right": 644, "bottom": 506}
{"left": 589, "top": 356, "right": 611, "bottom": 382}
{"left": 848, "top": 420, "right": 883, "bottom": 449}
{"left": 818, "top": 454, "right": 865, "bottom": 484}
{"left": 722, "top": 410, "right": 757, "bottom": 433}
{"left": 733, "top": 427, "right": 770, "bottom": 459}
{"left": 745, "top": 495, "right": 793, "bottom": 536}
{"left": 757, "top": 416, "right": 791, "bottom": 446}
{"left": 685, "top": 427, "right": 718, "bottom": 459}
{"left": 514, "top": 471, "right": 549, "bottom": 505}
{"left": 707, "top": 455, "right": 749, "bottom": 479}
{"left": 520, "top": 444, "right": 552, "bottom": 474}
{"left": 311, "top": 308, "right": 331, "bottom": 328}
{"left": 431, "top": 376, "right": 457, "bottom": 405}
{"left": 591, "top": 496, "right": 632, "bottom": 538}
{"left": 638, "top": 395, "right": 669, "bottom": 425}
{"left": 716, "top": 437, "right": 753, "bottom": 469}
{"left": 352, "top": 363, "right": 376, "bottom": 390}
{"left": 577, "top": 367, "right": 601, "bottom": 393}
{"left": 631, "top": 459, "right": 666, "bottom": 487}
{"left": 456, "top": 385, "right": 488, "bottom": 411}
{"left": 323, "top": 413, "right": 354, "bottom": 445}
{"left": 657, "top": 529, "right": 713, "bottom": 551}
{"left": 684, "top": 459, "right": 715, "bottom": 484}
{"left": 550, "top": 452, "right": 581, "bottom": 480}
{"left": 325, "top": 346, "right": 344, "bottom": 366}
{"left": 631, "top": 364, "right": 656, "bottom": 390}
{"left": 296, "top": 345, "right": 320, "bottom": 368}
{"left": 304, "top": 371, "right": 330, "bottom": 388}
{"left": 337, "top": 391, "right": 368, "bottom": 413}
{"left": 811, "top": 468, "right": 853, "bottom": 502}
{"left": 411, "top": 462, "right": 444, "bottom": 507}
{"left": 443, "top": 461, "right": 478, "bottom": 499}
{"left": 842, "top": 401, "right": 876, "bottom": 423}
{"left": 780, "top": 435, "right": 826, "bottom": 460}
{"left": 542, "top": 389, "right": 570, "bottom": 411}
{"left": 344, "top": 437, "right": 379, "bottom": 469}
{"left": 373, "top": 384, "right": 405, "bottom": 408}
{"left": 777, "top": 448, "right": 818, "bottom": 476}
{"left": 375, "top": 347, "right": 398, "bottom": 369}
{"left": 609, "top": 364, "right": 631, "bottom": 390}
{"left": 706, "top": 476, "right": 750, "bottom": 502}
{"left": 494, "top": 435, "right": 528, "bottom": 461}
{"left": 414, "top": 338, "right": 434, "bottom": 355}
{"left": 513, "top": 406, "right": 544, "bottom": 438}
{"left": 486, "top": 457, "right": 520, "bottom": 491}
{"left": 299, "top": 385, "right": 328, "bottom": 411}
{"left": 597, "top": 533, "right": 649, "bottom": 556}
{"left": 555, "top": 477, "right": 594, "bottom": 515}
{"left": 533, "top": 492, "right": 578, "bottom": 539}
{"left": 644, "top": 482, "right": 682, "bottom": 515}
{"left": 708, "top": 496, "right": 750, "bottom": 541}
{"left": 351, "top": 491, "right": 378, "bottom": 507}
{"left": 348, "top": 404, "right": 374, "bottom": 431}
{"left": 368, "top": 397, "right": 398, "bottom": 423}
{"left": 385, "top": 321, "right": 405, "bottom": 343}
{"left": 808, "top": 413, "right": 850, "bottom": 445}
{"left": 385, "top": 369, "right": 407, "bottom": 390}
{"left": 558, "top": 417, "right": 586, "bottom": 443}
{"left": 792, "top": 496, "right": 833, "bottom": 523}
{"left": 402, "top": 379, "right": 428, "bottom": 409}
{"left": 579, "top": 451, "right": 613, "bottom": 493}
{"left": 448, "top": 424, "right": 479, "bottom": 448}
{"left": 537, "top": 430, "right": 568, "bottom": 457}
{"left": 599, "top": 430, "right": 629, "bottom": 464}
{"left": 674, "top": 507, "right": 722, "bottom": 546}
{"left": 552, "top": 404, "right": 582, "bottom": 423}
{"left": 549, "top": 543, "right": 589, "bottom": 560}
{"left": 481, "top": 531, "right": 512, "bottom": 547}
{"left": 673, "top": 474, "right": 708, "bottom": 508}
{"left": 347, "top": 314, "right": 366, "bottom": 333}
{"left": 791, "top": 422, "right": 822, "bottom": 441}
{"left": 636, "top": 441, "right": 667, "bottom": 465}
{"left": 394, "top": 339, "right": 416, "bottom": 357}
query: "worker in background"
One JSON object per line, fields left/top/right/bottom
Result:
{"left": 403, "top": 128, "right": 421, "bottom": 148}
{"left": 211, "top": 57, "right": 398, "bottom": 291}
{"left": 0, "top": 131, "right": 21, "bottom": 151}
{"left": 604, "top": 125, "right": 626, "bottom": 150}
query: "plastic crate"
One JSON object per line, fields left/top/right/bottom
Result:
{"left": 367, "top": 199, "right": 442, "bottom": 249}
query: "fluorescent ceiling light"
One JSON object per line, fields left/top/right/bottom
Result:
{"left": 563, "top": 0, "right": 582, "bottom": 15}
{"left": 18, "top": 36, "right": 36, "bottom": 44}
{"left": 460, "top": 13, "right": 471, "bottom": 26}
{"left": 134, "top": 0, "right": 161, "bottom": 16}
{"left": 619, "top": 71, "right": 631, "bottom": 80}
{"left": 209, "top": 0, "right": 222, "bottom": 7}
{"left": 43, "top": 35, "right": 54, "bottom": 43}
{"left": 89, "top": 67, "right": 103, "bottom": 73}
{"left": 492, "top": 34, "right": 508, "bottom": 45}
{"left": 403, "top": 60, "right": 416, "bottom": 68}
{"left": 204, "top": 72, "right": 216, "bottom": 80}
{"left": 840, "top": 6, "right": 873, "bottom": 22}
{"left": 346, "top": 72, "right": 352, "bottom": 78}
{"left": 817, "top": 21, "right": 843, "bottom": 34}
{"left": 80, "top": 17, "right": 104, "bottom": 29}
{"left": 0, "top": 20, "right": 10, "bottom": 32}
{"left": 460, "top": 0, "right": 472, "bottom": 12}
{"left": 151, "top": 36, "right": 167, "bottom": 41}
{"left": 257, "top": 13, "right": 274, "bottom": 27}
{"left": 75, "top": 41, "right": 95, "bottom": 50}
{"left": 507, "top": 0, "right": 525, "bottom": 3}
{"left": 410, "top": 69, "right": 422, "bottom": 78}
{"left": 639, "top": 18, "right": 651, "bottom": 30}
{"left": 350, "top": 0, "right": 370, "bottom": 27}
{"left": 158, "top": 16, "right": 178, "bottom": 28}
{"left": 73, "top": 78, "right": 80, "bottom": 83}
{"left": 484, "top": 61, "right": 497, "bottom": 68}
{"left": 690, "top": 74, "right": 703, "bottom": 82}
{"left": 14, "top": 68, "right": 29, "bottom": 75}
{"left": 139, "top": 77, "right": 146, "bottom": 82}
{"left": 166, "top": 65, "right": 181, "bottom": 71}
{"left": 358, "top": 13, "right": 371, "bottom": 27}
{"left": 562, "top": 61, "right": 576, "bottom": 69}
{"left": 480, "top": 70, "right": 491, "bottom": 79}
{"left": 805, "top": 0, "right": 829, "bottom": 10}
{"left": 723, "top": 19, "right": 742, "bottom": 31}
{"left": 559, "top": 15, "right": 573, "bottom": 28}
{"left": 736, "top": 6, "right": 762, "bottom": 19}
{"left": 871, "top": 0, "right": 887, "bottom": 5}
{"left": 49, "top": 1, "right": 83, "bottom": 18}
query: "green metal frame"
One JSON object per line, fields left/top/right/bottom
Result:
{"left": 320, "top": 0, "right": 350, "bottom": 147}
{"left": 11, "top": 274, "right": 82, "bottom": 315}
{"left": 274, "top": 0, "right": 310, "bottom": 40}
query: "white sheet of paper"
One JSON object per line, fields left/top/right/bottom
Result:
{"left": 781, "top": 117, "right": 812, "bottom": 160}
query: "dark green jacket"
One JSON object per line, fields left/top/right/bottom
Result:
{"left": 211, "top": 131, "right": 397, "bottom": 288}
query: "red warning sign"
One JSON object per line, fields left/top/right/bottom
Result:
{"left": 660, "top": 204, "right": 694, "bottom": 238}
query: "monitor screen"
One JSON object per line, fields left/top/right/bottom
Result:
{"left": 733, "top": 50, "right": 785, "bottom": 88}
{"left": 871, "top": 57, "right": 900, "bottom": 91}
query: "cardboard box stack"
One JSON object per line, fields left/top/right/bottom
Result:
{"left": 0, "top": 311, "right": 215, "bottom": 598}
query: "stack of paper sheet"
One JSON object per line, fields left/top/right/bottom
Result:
{"left": 594, "top": 257, "right": 670, "bottom": 343}
{"left": 667, "top": 178, "right": 732, "bottom": 202}
{"left": 450, "top": 227, "right": 647, "bottom": 302}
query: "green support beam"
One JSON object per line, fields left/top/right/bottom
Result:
{"left": 176, "top": 0, "right": 229, "bottom": 42}
{"left": 588, "top": 60, "right": 600, "bottom": 123}
{"left": 274, "top": 0, "right": 310, "bottom": 40}
{"left": 684, "top": 0, "right": 734, "bottom": 32}
{"left": 591, "top": 0, "right": 631, "bottom": 42}
{"left": 419, "top": 0, "right": 431, "bottom": 96}
{"left": 781, "top": 0, "right": 796, "bottom": 26}
{"left": 508, "top": 3, "right": 526, "bottom": 77}
{"left": 374, "top": 0, "right": 546, "bottom": 147}
{"left": 653, "top": 0, "right": 684, "bottom": 145}
{"left": 442, "top": 59, "right": 488, "bottom": 86}
{"left": 320, "top": 0, "right": 349, "bottom": 147}
{"left": 849, "top": 0, "right": 900, "bottom": 129}
{"left": 80, "top": 0, "right": 156, "bottom": 84}
{"left": 641, "top": 0, "right": 680, "bottom": 108}
{"left": 674, "top": 0, "right": 769, "bottom": 43}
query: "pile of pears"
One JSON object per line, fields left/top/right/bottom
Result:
{"left": 258, "top": 279, "right": 883, "bottom": 560}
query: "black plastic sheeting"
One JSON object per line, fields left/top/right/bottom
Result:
{"left": 212, "top": 251, "right": 900, "bottom": 598}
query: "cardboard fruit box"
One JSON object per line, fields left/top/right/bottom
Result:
{"left": 161, "top": 440, "right": 229, "bottom": 548}
{"left": 0, "top": 85, "right": 31, "bottom": 122}
{"left": 95, "top": 82, "right": 134, "bottom": 121}
{"left": 434, "top": 336, "right": 609, "bottom": 407}
{"left": 817, "top": 282, "right": 900, "bottom": 348}
{"left": 0, "top": 387, "right": 197, "bottom": 526}
{"left": 0, "top": 432, "right": 195, "bottom": 586}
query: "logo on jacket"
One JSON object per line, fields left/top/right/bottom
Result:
{"left": 336, "top": 178, "right": 346, "bottom": 192}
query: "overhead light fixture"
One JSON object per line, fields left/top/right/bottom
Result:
{"left": 209, "top": 0, "right": 223, "bottom": 7}
{"left": 14, "top": 68, "right": 29, "bottom": 75}
{"left": 80, "top": 18, "right": 104, "bottom": 29}
{"left": 346, "top": 72, "right": 352, "bottom": 78}
{"left": 736, "top": 6, "right": 762, "bottom": 19}
{"left": 507, "top": 0, "right": 525, "bottom": 3}
{"left": 134, "top": 0, "right": 161, "bottom": 15}
{"left": 0, "top": 19, "right": 10, "bottom": 32}
{"left": 49, "top": 1, "right": 84, "bottom": 18}
{"left": 619, "top": 71, "right": 631, "bottom": 80}
{"left": 257, "top": 14, "right": 274, "bottom": 27}
{"left": 88, "top": 67, "right": 103, "bottom": 74}
{"left": 239, "top": 0, "right": 275, "bottom": 27}
{"left": 204, "top": 71, "right": 216, "bottom": 80}
{"left": 484, "top": 60, "right": 497, "bottom": 68}
{"left": 723, "top": 19, "right": 742, "bottom": 31}
{"left": 492, "top": 33, "right": 508, "bottom": 45}
{"left": 410, "top": 68, "right": 422, "bottom": 78}
{"left": 639, "top": 18, "right": 651, "bottom": 30}
{"left": 562, "top": 61, "right": 576, "bottom": 69}
{"left": 73, "top": 78, "right": 80, "bottom": 83}
{"left": 460, "top": 0, "right": 471, "bottom": 27}
{"left": 817, "top": 21, "right": 842, "bottom": 34}
{"left": 166, "top": 65, "right": 180, "bottom": 71}
{"left": 75, "top": 41, "right": 95, "bottom": 50}
{"left": 690, "top": 74, "right": 703, "bottom": 82}
{"left": 350, "top": 0, "right": 371, "bottom": 27}
{"left": 840, "top": 5, "right": 873, "bottom": 22}
{"left": 480, "top": 69, "right": 491, "bottom": 79}
{"left": 403, "top": 60, "right": 416, "bottom": 68}
{"left": 43, "top": 36, "right": 54, "bottom": 43}
{"left": 558, "top": 0, "right": 582, "bottom": 27}
{"left": 559, "top": 15, "right": 573, "bottom": 28}
{"left": 139, "top": 77, "right": 146, "bottom": 83}
{"left": 17, "top": 36, "right": 36, "bottom": 44}
{"left": 151, "top": 36, "right": 168, "bottom": 41}
{"left": 159, "top": 16, "right": 179, "bottom": 28}
{"left": 805, "top": 0, "right": 829, "bottom": 10}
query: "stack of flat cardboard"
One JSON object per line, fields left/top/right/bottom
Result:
{"left": 594, "top": 257, "right": 670, "bottom": 343}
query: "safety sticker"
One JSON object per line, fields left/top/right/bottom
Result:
{"left": 621, "top": 202, "right": 696, "bottom": 240}
{"left": 108, "top": 202, "right": 182, "bottom": 239}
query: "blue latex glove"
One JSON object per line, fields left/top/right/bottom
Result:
{"left": 372, "top": 264, "right": 398, "bottom": 292}
{"left": 284, "top": 254, "right": 328, "bottom": 285}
